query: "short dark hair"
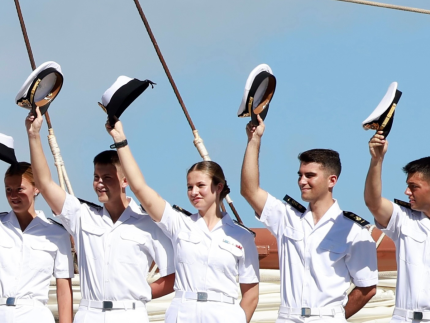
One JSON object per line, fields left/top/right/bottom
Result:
{"left": 93, "top": 150, "right": 120, "bottom": 167}
{"left": 402, "top": 157, "right": 430, "bottom": 180}
{"left": 5, "top": 162, "right": 35, "bottom": 187}
{"left": 298, "top": 149, "right": 341, "bottom": 177}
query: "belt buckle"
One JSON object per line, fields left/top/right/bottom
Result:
{"left": 197, "top": 292, "right": 208, "bottom": 302}
{"left": 103, "top": 301, "right": 113, "bottom": 310}
{"left": 301, "top": 307, "right": 311, "bottom": 317}
{"left": 6, "top": 298, "right": 16, "bottom": 306}
{"left": 413, "top": 312, "right": 423, "bottom": 320}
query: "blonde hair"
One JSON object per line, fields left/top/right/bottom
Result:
{"left": 5, "top": 162, "right": 36, "bottom": 187}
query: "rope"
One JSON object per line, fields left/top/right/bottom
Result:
{"left": 334, "top": 0, "right": 430, "bottom": 15}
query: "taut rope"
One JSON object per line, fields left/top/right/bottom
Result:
{"left": 334, "top": 0, "right": 430, "bottom": 15}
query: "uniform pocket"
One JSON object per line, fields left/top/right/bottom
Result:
{"left": 0, "top": 235, "right": 14, "bottom": 268}
{"left": 29, "top": 241, "right": 57, "bottom": 272}
{"left": 283, "top": 226, "right": 304, "bottom": 241}
{"left": 317, "top": 238, "right": 348, "bottom": 262}
{"left": 399, "top": 224, "right": 426, "bottom": 265}
{"left": 177, "top": 231, "right": 202, "bottom": 264}
{"left": 117, "top": 230, "right": 148, "bottom": 265}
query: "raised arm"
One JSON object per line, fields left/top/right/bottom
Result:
{"left": 26, "top": 107, "right": 66, "bottom": 215}
{"left": 106, "top": 120, "right": 166, "bottom": 222}
{"left": 364, "top": 131, "right": 393, "bottom": 228}
{"left": 240, "top": 115, "right": 268, "bottom": 216}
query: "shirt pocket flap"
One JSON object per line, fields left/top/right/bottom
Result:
{"left": 120, "top": 230, "right": 147, "bottom": 245}
{"left": 177, "top": 231, "right": 201, "bottom": 244}
{"left": 81, "top": 221, "right": 105, "bottom": 236}
{"left": 318, "top": 239, "right": 348, "bottom": 254}
{"left": 219, "top": 241, "right": 243, "bottom": 257}
{"left": 0, "top": 235, "right": 13, "bottom": 248}
{"left": 31, "top": 241, "right": 58, "bottom": 252}
{"left": 401, "top": 225, "right": 426, "bottom": 242}
{"left": 282, "top": 226, "right": 304, "bottom": 241}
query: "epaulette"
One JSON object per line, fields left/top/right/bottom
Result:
{"left": 232, "top": 220, "right": 256, "bottom": 237}
{"left": 77, "top": 198, "right": 103, "bottom": 211}
{"left": 140, "top": 204, "right": 146, "bottom": 213}
{"left": 283, "top": 194, "right": 306, "bottom": 213}
{"left": 343, "top": 211, "right": 370, "bottom": 227}
{"left": 0, "top": 212, "right": 7, "bottom": 216}
{"left": 48, "top": 218, "right": 66, "bottom": 230}
{"left": 172, "top": 204, "right": 192, "bottom": 216}
{"left": 394, "top": 199, "right": 411, "bottom": 209}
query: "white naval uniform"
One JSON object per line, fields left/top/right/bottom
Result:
{"left": 259, "top": 194, "right": 378, "bottom": 323}
{"left": 156, "top": 202, "right": 260, "bottom": 323}
{"left": 0, "top": 210, "right": 74, "bottom": 323}
{"left": 57, "top": 193, "right": 175, "bottom": 323}
{"left": 375, "top": 201, "right": 430, "bottom": 323}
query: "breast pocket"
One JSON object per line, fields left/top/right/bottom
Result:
{"left": 214, "top": 240, "right": 244, "bottom": 274}
{"left": 317, "top": 239, "right": 348, "bottom": 264}
{"left": 29, "top": 241, "right": 57, "bottom": 273}
{"left": 176, "top": 231, "right": 202, "bottom": 265}
{"left": 81, "top": 221, "right": 105, "bottom": 260}
{"left": 117, "top": 230, "right": 148, "bottom": 265}
{"left": 0, "top": 235, "right": 14, "bottom": 268}
{"left": 282, "top": 226, "right": 304, "bottom": 258}
{"left": 399, "top": 225, "right": 427, "bottom": 265}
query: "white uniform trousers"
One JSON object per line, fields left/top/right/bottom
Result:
{"left": 165, "top": 297, "right": 247, "bottom": 323}
{"left": 74, "top": 304, "right": 148, "bottom": 323}
{"left": 276, "top": 305, "right": 347, "bottom": 323}
{"left": 390, "top": 308, "right": 430, "bottom": 323}
{"left": 0, "top": 305, "right": 54, "bottom": 323}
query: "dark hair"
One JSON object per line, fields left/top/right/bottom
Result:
{"left": 5, "top": 162, "right": 36, "bottom": 187}
{"left": 298, "top": 149, "right": 341, "bottom": 177}
{"left": 187, "top": 161, "right": 230, "bottom": 200}
{"left": 403, "top": 157, "right": 430, "bottom": 180}
{"left": 93, "top": 150, "right": 120, "bottom": 167}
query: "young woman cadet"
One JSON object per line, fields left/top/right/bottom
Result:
{"left": 106, "top": 120, "right": 260, "bottom": 323}
{"left": 0, "top": 162, "right": 74, "bottom": 323}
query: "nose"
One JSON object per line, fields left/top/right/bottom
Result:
{"left": 298, "top": 175, "right": 306, "bottom": 186}
{"left": 404, "top": 187, "right": 412, "bottom": 196}
{"left": 190, "top": 186, "right": 198, "bottom": 196}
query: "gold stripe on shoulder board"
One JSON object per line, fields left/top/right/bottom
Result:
{"left": 283, "top": 194, "right": 306, "bottom": 213}
{"left": 173, "top": 204, "right": 192, "bottom": 216}
{"left": 394, "top": 199, "right": 411, "bottom": 209}
{"left": 343, "top": 211, "right": 370, "bottom": 227}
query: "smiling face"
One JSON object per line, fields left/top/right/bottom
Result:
{"left": 5, "top": 175, "right": 39, "bottom": 215}
{"left": 93, "top": 163, "right": 126, "bottom": 204}
{"left": 404, "top": 172, "right": 430, "bottom": 214}
{"left": 187, "top": 170, "right": 222, "bottom": 212}
{"left": 297, "top": 162, "right": 337, "bottom": 203}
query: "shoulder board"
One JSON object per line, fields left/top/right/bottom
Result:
{"left": 77, "top": 198, "right": 103, "bottom": 211}
{"left": 172, "top": 204, "right": 192, "bottom": 216}
{"left": 140, "top": 204, "right": 146, "bottom": 213}
{"left": 283, "top": 194, "right": 306, "bottom": 213}
{"left": 232, "top": 220, "right": 256, "bottom": 237}
{"left": 48, "top": 218, "right": 66, "bottom": 230}
{"left": 394, "top": 199, "right": 411, "bottom": 209}
{"left": 0, "top": 212, "right": 8, "bottom": 216}
{"left": 343, "top": 211, "right": 370, "bottom": 227}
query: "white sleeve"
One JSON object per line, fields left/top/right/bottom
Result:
{"left": 238, "top": 232, "right": 260, "bottom": 284}
{"left": 156, "top": 202, "right": 185, "bottom": 239}
{"left": 346, "top": 228, "right": 378, "bottom": 287}
{"left": 258, "top": 193, "right": 288, "bottom": 238}
{"left": 57, "top": 193, "right": 83, "bottom": 237}
{"left": 149, "top": 223, "right": 175, "bottom": 277}
{"left": 375, "top": 202, "right": 405, "bottom": 242}
{"left": 53, "top": 230, "right": 74, "bottom": 279}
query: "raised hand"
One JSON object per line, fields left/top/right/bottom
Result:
{"left": 246, "top": 114, "right": 265, "bottom": 142}
{"left": 25, "top": 106, "right": 43, "bottom": 137}
{"left": 105, "top": 117, "right": 126, "bottom": 143}
{"left": 369, "top": 131, "right": 388, "bottom": 160}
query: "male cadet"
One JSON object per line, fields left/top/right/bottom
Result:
{"left": 366, "top": 133, "right": 430, "bottom": 322}
{"left": 25, "top": 107, "right": 175, "bottom": 323}
{"left": 241, "top": 116, "right": 378, "bottom": 322}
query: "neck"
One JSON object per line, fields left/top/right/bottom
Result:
{"left": 104, "top": 194, "right": 129, "bottom": 223}
{"left": 309, "top": 194, "right": 335, "bottom": 225}
{"left": 15, "top": 208, "right": 37, "bottom": 231}
{"left": 198, "top": 201, "right": 223, "bottom": 231}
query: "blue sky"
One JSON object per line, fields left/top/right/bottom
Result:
{"left": 1, "top": 0, "right": 429, "bottom": 228}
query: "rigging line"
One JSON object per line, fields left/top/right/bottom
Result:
{"left": 333, "top": 0, "right": 430, "bottom": 15}
{"left": 13, "top": 0, "right": 53, "bottom": 129}
{"left": 132, "top": 0, "right": 244, "bottom": 225}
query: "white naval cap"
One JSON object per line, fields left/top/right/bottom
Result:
{"left": 237, "top": 64, "right": 276, "bottom": 124}
{"left": 362, "top": 82, "right": 402, "bottom": 137}
{"left": 0, "top": 133, "right": 18, "bottom": 166}
{"left": 98, "top": 76, "right": 155, "bottom": 126}
{"left": 15, "top": 61, "right": 64, "bottom": 115}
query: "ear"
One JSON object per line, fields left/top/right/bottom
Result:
{"left": 34, "top": 187, "right": 40, "bottom": 197}
{"left": 216, "top": 182, "right": 224, "bottom": 195}
{"left": 328, "top": 174, "right": 338, "bottom": 188}
{"left": 121, "top": 176, "right": 129, "bottom": 189}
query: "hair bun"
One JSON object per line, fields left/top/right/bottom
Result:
{"left": 222, "top": 181, "right": 231, "bottom": 196}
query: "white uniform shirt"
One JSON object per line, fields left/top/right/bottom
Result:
{"left": 0, "top": 211, "right": 73, "bottom": 304}
{"left": 57, "top": 193, "right": 175, "bottom": 302}
{"left": 157, "top": 202, "right": 260, "bottom": 299}
{"left": 260, "top": 194, "right": 378, "bottom": 309}
{"left": 376, "top": 202, "right": 430, "bottom": 311}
